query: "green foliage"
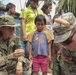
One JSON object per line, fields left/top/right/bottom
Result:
{"left": 0, "top": 1, "right": 6, "bottom": 9}
{"left": 55, "top": 0, "right": 76, "bottom": 16}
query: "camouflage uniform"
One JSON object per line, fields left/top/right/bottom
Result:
{"left": 61, "top": 47, "right": 76, "bottom": 75}
{"left": 52, "top": 12, "right": 76, "bottom": 75}
{"left": 0, "top": 15, "right": 30, "bottom": 75}
{"left": 53, "top": 43, "right": 65, "bottom": 75}
{"left": 0, "top": 35, "right": 18, "bottom": 74}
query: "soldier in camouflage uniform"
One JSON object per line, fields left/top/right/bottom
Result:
{"left": 0, "top": 15, "right": 30, "bottom": 75}
{"left": 53, "top": 12, "right": 76, "bottom": 75}
{"left": 52, "top": 14, "right": 65, "bottom": 75}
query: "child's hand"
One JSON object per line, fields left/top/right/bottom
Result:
{"left": 48, "top": 55, "right": 52, "bottom": 62}
{"left": 16, "top": 62, "right": 23, "bottom": 75}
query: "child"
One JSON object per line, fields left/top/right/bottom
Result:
{"left": 41, "top": 2, "right": 54, "bottom": 39}
{"left": 41, "top": 3, "right": 54, "bottom": 73}
{"left": 28, "top": 15, "right": 53, "bottom": 75}
{"left": 6, "top": 3, "right": 16, "bottom": 15}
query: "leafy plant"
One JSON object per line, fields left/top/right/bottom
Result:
{"left": 0, "top": 1, "right": 6, "bottom": 9}
{"left": 55, "top": 0, "right": 76, "bottom": 16}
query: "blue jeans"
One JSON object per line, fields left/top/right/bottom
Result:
{"left": 21, "top": 41, "right": 29, "bottom": 58}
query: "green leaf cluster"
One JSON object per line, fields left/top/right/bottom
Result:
{"left": 55, "top": 0, "right": 76, "bottom": 16}
{"left": 0, "top": 1, "right": 6, "bottom": 9}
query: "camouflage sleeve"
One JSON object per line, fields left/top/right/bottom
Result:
{"left": 0, "top": 51, "right": 16, "bottom": 67}
{"left": 0, "top": 35, "right": 22, "bottom": 68}
{"left": 14, "top": 35, "right": 23, "bottom": 49}
{"left": 18, "top": 56, "right": 30, "bottom": 70}
{"left": 15, "top": 35, "right": 30, "bottom": 70}
{"left": 12, "top": 35, "right": 24, "bottom": 52}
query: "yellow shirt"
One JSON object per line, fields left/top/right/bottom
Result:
{"left": 20, "top": 6, "right": 44, "bottom": 35}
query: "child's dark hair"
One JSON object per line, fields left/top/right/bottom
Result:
{"left": 6, "top": 3, "right": 16, "bottom": 11}
{"left": 41, "top": 2, "right": 52, "bottom": 13}
{"left": 35, "top": 15, "right": 46, "bottom": 25}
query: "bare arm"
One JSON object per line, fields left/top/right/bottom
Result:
{"left": 21, "top": 19, "right": 27, "bottom": 41}
{"left": 29, "top": 42, "right": 33, "bottom": 61}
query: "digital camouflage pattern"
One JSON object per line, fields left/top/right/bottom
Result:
{"left": 0, "top": 34, "right": 30, "bottom": 75}
{"left": 61, "top": 47, "right": 76, "bottom": 75}
{"left": 53, "top": 43, "right": 65, "bottom": 75}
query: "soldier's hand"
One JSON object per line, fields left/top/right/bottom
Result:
{"left": 57, "top": 50, "right": 61, "bottom": 61}
{"left": 57, "top": 54, "right": 61, "bottom": 61}
{"left": 12, "top": 49, "right": 24, "bottom": 59}
{"left": 16, "top": 62, "right": 23, "bottom": 75}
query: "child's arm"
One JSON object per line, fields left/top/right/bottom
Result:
{"left": 48, "top": 41, "right": 52, "bottom": 62}
{"left": 29, "top": 43, "right": 33, "bottom": 61}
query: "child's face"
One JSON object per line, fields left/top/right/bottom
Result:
{"left": 46, "top": 5, "right": 52, "bottom": 14}
{"left": 36, "top": 20, "right": 45, "bottom": 32}
{"left": 10, "top": 7, "right": 16, "bottom": 14}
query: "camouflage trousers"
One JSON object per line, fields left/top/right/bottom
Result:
{"left": 53, "top": 53, "right": 65, "bottom": 75}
